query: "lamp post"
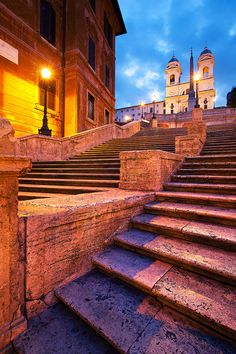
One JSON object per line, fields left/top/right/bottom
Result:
{"left": 38, "top": 68, "right": 52, "bottom": 136}
{"left": 140, "top": 101, "right": 145, "bottom": 118}
{"left": 152, "top": 100, "right": 156, "bottom": 118}
{"left": 194, "top": 72, "right": 200, "bottom": 108}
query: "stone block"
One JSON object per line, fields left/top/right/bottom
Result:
{"left": 119, "top": 150, "right": 183, "bottom": 191}
{"left": 192, "top": 107, "right": 203, "bottom": 122}
{"left": 175, "top": 134, "right": 203, "bottom": 157}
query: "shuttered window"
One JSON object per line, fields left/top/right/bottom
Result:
{"left": 88, "top": 36, "right": 95, "bottom": 70}
{"left": 88, "top": 92, "right": 95, "bottom": 120}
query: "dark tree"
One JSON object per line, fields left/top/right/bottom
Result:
{"left": 227, "top": 87, "right": 236, "bottom": 108}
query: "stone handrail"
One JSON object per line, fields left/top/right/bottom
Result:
{"left": 18, "top": 121, "right": 141, "bottom": 161}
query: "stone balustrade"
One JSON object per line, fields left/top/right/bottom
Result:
{"left": 18, "top": 121, "right": 141, "bottom": 161}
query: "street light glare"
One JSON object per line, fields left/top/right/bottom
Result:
{"left": 140, "top": 101, "right": 145, "bottom": 106}
{"left": 194, "top": 72, "right": 200, "bottom": 81}
{"left": 41, "top": 68, "right": 51, "bottom": 79}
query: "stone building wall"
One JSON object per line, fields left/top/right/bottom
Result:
{"left": 0, "top": 0, "right": 126, "bottom": 137}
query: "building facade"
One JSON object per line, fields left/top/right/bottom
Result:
{"left": 0, "top": 0, "right": 126, "bottom": 137}
{"left": 116, "top": 47, "right": 216, "bottom": 122}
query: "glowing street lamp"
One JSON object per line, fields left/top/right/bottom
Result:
{"left": 194, "top": 72, "right": 200, "bottom": 108}
{"left": 140, "top": 102, "right": 145, "bottom": 118}
{"left": 38, "top": 68, "right": 52, "bottom": 136}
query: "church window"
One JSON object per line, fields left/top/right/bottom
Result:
{"left": 40, "top": 0, "right": 56, "bottom": 46}
{"left": 204, "top": 98, "right": 208, "bottom": 109}
{"left": 203, "top": 67, "right": 209, "bottom": 78}
{"left": 170, "top": 74, "right": 175, "bottom": 84}
{"left": 170, "top": 103, "right": 174, "bottom": 114}
{"left": 150, "top": 107, "right": 153, "bottom": 113}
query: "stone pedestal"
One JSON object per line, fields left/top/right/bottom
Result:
{"left": 0, "top": 156, "right": 31, "bottom": 352}
{"left": 119, "top": 150, "right": 182, "bottom": 191}
{"left": 192, "top": 107, "right": 203, "bottom": 122}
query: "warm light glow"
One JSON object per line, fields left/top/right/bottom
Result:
{"left": 140, "top": 101, "right": 145, "bottom": 107}
{"left": 194, "top": 72, "right": 200, "bottom": 81}
{"left": 41, "top": 68, "right": 51, "bottom": 80}
{"left": 124, "top": 115, "right": 132, "bottom": 122}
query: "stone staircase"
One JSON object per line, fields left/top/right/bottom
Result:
{"left": 18, "top": 127, "right": 186, "bottom": 200}
{"left": 15, "top": 125, "right": 236, "bottom": 352}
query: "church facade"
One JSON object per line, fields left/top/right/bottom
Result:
{"left": 116, "top": 47, "right": 216, "bottom": 122}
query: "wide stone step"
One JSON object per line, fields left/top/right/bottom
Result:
{"left": 55, "top": 270, "right": 235, "bottom": 352}
{"left": 93, "top": 245, "right": 236, "bottom": 340}
{"left": 164, "top": 181, "right": 236, "bottom": 195}
{"left": 172, "top": 174, "right": 236, "bottom": 184}
{"left": 185, "top": 154, "right": 236, "bottom": 163}
{"left": 114, "top": 230, "right": 236, "bottom": 286}
{"left": 21, "top": 172, "right": 119, "bottom": 180}
{"left": 182, "top": 162, "right": 236, "bottom": 169}
{"left": 177, "top": 168, "right": 236, "bottom": 176}
{"left": 30, "top": 167, "right": 120, "bottom": 173}
{"left": 13, "top": 303, "right": 118, "bottom": 354}
{"left": 155, "top": 190, "right": 236, "bottom": 208}
{"left": 131, "top": 213, "right": 236, "bottom": 250}
{"left": 69, "top": 156, "right": 120, "bottom": 161}
{"left": 19, "top": 178, "right": 119, "bottom": 188}
{"left": 201, "top": 150, "right": 236, "bottom": 155}
{"left": 145, "top": 201, "right": 236, "bottom": 227}
{"left": 18, "top": 191, "right": 74, "bottom": 200}
{"left": 32, "top": 162, "right": 120, "bottom": 168}
{"left": 19, "top": 180, "right": 116, "bottom": 193}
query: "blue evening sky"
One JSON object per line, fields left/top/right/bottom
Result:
{"left": 115, "top": 0, "right": 236, "bottom": 109}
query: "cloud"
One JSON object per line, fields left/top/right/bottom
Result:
{"left": 135, "top": 70, "right": 160, "bottom": 88}
{"left": 229, "top": 23, "right": 236, "bottom": 37}
{"left": 124, "top": 64, "right": 139, "bottom": 77}
{"left": 155, "top": 39, "right": 172, "bottom": 54}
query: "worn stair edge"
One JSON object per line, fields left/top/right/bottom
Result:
{"left": 131, "top": 213, "right": 236, "bottom": 251}
{"left": 145, "top": 202, "right": 236, "bottom": 227}
{"left": 164, "top": 182, "right": 236, "bottom": 195}
{"left": 115, "top": 228, "right": 236, "bottom": 286}
{"left": 93, "top": 246, "right": 236, "bottom": 341}
{"left": 55, "top": 269, "right": 236, "bottom": 353}
{"left": 155, "top": 191, "right": 236, "bottom": 209}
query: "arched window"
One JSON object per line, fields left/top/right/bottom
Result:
{"left": 203, "top": 67, "right": 209, "bottom": 78}
{"left": 204, "top": 98, "right": 208, "bottom": 109}
{"left": 170, "top": 103, "right": 174, "bottom": 114}
{"left": 170, "top": 74, "right": 175, "bottom": 84}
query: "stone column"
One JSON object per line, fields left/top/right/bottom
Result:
{"left": 0, "top": 156, "right": 31, "bottom": 352}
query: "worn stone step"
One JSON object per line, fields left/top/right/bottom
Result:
{"left": 114, "top": 230, "right": 236, "bottom": 286}
{"left": 19, "top": 178, "right": 119, "bottom": 188}
{"left": 55, "top": 270, "right": 235, "bottom": 352}
{"left": 93, "top": 245, "right": 236, "bottom": 340}
{"left": 177, "top": 168, "right": 236, "bottom": 176}
{"left": 172, "top": 174, "right": 236, "bottom": 184}
{"left": 69, "top": 156, "right": 121, "bottom": 161}
{"left": 18, "top": 191, "right": 74, "bottom": 200}
{"left": 164, "top": 182, "right": 236, "bottom": 195}
{"left": 32, "top": 162, "right": 120, "bottom": 168}
{"left": 30, "top": 167, "right": 120, "bottom": 173}
{"left": 21, "top": 172, "right": 120, "bottom": 180}
{"left": 19, "top": 183, "right": 113, "bottom": 193}
{"left": 131, "top": 213, "right": 236, "bottom": 250}
{"left": 182, "top": 162, "right": 236, "bottom": 169}
{"left": 13, "top": 303, "right": 118, "bottom": 354}
{"left": 145, "top": 201, "right": 236, "bottom": 227}
{"left": 155, "top": 190, "right": 236, "bottom": 208}
{"left": 201, "top": 150, "right": 236, "bottom": 155}
{"left": 185, "top": 154, "right": 236, "bottom": 163}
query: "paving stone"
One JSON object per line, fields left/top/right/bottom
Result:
{"left": 14, "top": 303, "right": 118, "bottom": 354}
{"left": 129, "top": 306, "right": 235, "bottom": 354}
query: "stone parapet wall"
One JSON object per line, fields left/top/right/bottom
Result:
{"left": 119, "top": 150, "right": 183, "bottom": 191}
{"left": 18, "top": 189, "right": 154, "bottom": 318}
{"left": 18, "top": 121, "right": 141, "bottom": 161}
